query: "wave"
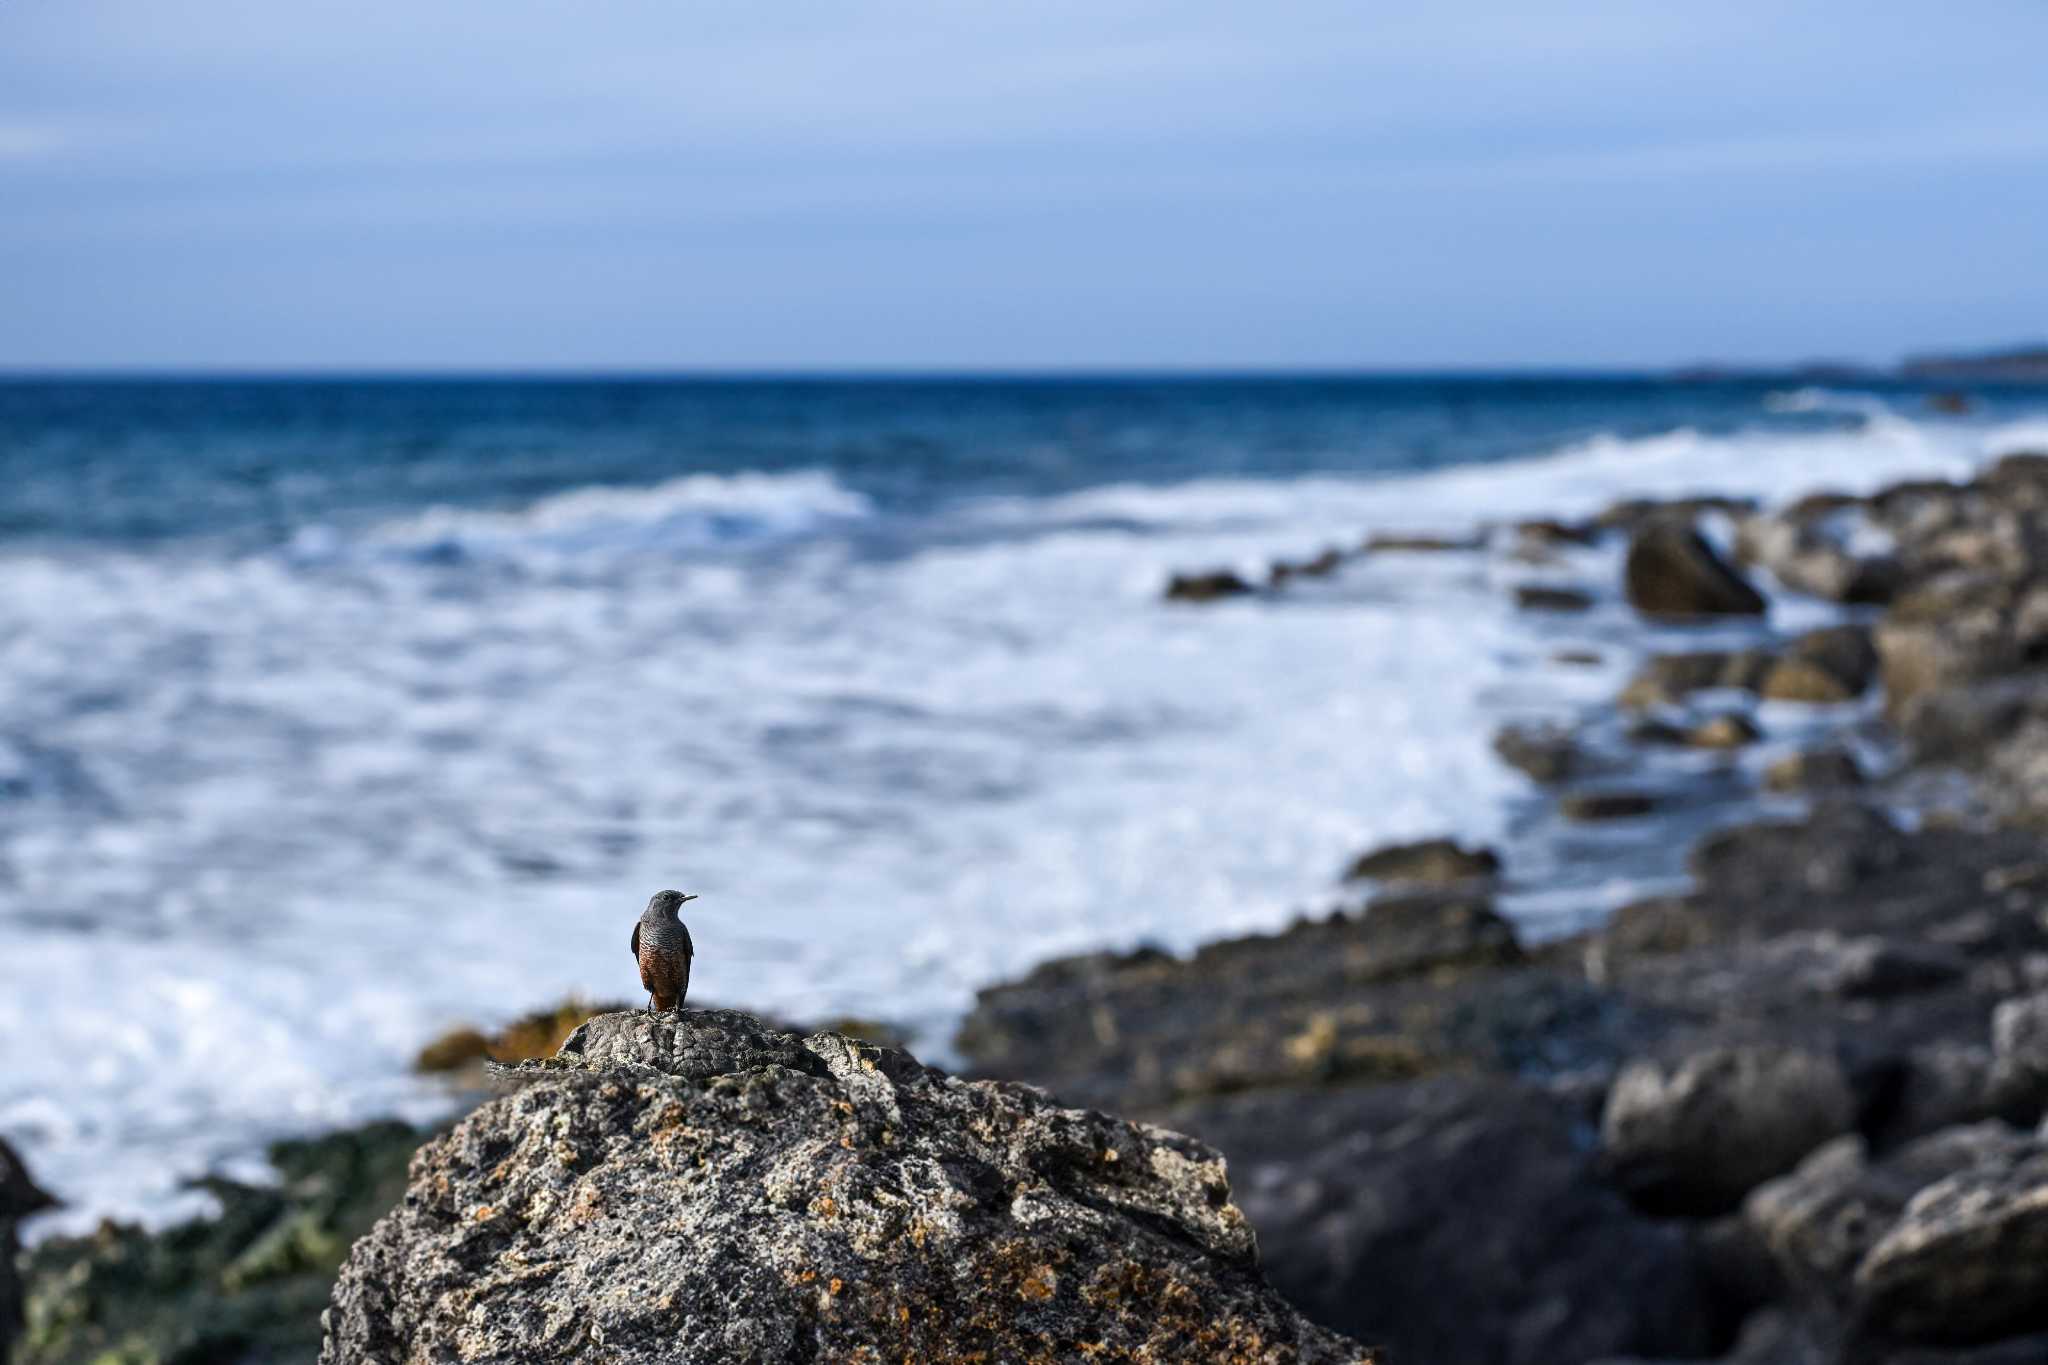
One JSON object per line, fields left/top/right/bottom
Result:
{"left": 294, "top": 469, "right": 874, "bottom": 566}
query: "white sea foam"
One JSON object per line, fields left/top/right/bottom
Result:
{"left": 0, "top": 405, "right": 2035, "bottom": 1229}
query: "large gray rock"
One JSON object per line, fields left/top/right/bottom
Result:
{"left": 320, "top": 1010, "right": 1372, "bottom": 1365}
{"left": 1624, "top": 522, "right": 1768, "bottom": 618}
{"left": 1602, "top": 1044, "right": 1858, "bottom": 1216}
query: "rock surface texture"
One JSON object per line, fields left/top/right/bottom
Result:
{"left": 320, "top": 1009, "right": 1373, "bottom": 1365}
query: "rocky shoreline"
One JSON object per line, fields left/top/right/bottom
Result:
{"left": 14, "top": 452, "right": 2048, "bottom": 1362}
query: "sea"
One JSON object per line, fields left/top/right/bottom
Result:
{"left": 3, "top": 373, "right": 2047, "bottom": 1231}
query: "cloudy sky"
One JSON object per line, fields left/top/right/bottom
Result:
{"left": 3, "top": 2, "right": 2044, "bottom": 370}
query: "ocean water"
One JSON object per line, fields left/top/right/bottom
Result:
{"left": 3, "top": 374, "right": 2046, "bottom": 1230}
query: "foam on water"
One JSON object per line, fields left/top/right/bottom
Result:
{"left": 0, "top": 401, "right": 2040, "bottom": 1229}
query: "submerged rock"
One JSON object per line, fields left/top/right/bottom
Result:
{"left": 1515, "top": 584, "right": 1595, "bottom": 612}
{"left": 321, "top": 1010, "right": 1373, "bottom": 1365}
{"left": 1164, "top": 569, "right": 1256, "bottom": 602}
{"left": 1493, "top": 722, "right": 1582, "bottom": 783}
{"left": 1764, "top": 748, "right": 1866, "bottom": 792}
{"left": 1624, "top": 522, "right": 1768, "bottom": 618}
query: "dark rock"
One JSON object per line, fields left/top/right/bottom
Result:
{"left": 1341, "top": 836, "right": 1500, "bottom": 886}
{"left": 1765, "top": 748, "right": 1866, "bottom": 792}
{"left": 1876, "top": 575, "right": 2028, "bottom": 713}
{"left": 2, "top": 1140, "right": 57, "bottom": 1365}
{"left": 1628, "top": 717, "right": 1691, "bottom": 746}
{"left": 1515, "top": 584, "right": 1595, "bottom": 612}
{"left": 1988, "top": 992, "right": 2048, "bottom": 1116}
{"left": 1494, "top": 722, "right": 1582, "bottom": 783}
{"left": 1599, "top": 496, "right": 1760, "bottom": 534}
{"left": 323, "top": 1011, "right": 1373, "bottom": 1365}
{"left": 1166, "top": 1076, "right": 1720, "bottom": 1365}
{"left": 1602, "top": 1044, "right": 1858, "bottom": 1216}
{"left": 1853, "top": 1134, "right": 2048, "bottom": 1345}
{"left": 1270, "top": 548, "right": 1347, "bottom": 585}
{"left": 1690, "top": 713, "right": 1762, "bottom": 749}
{"left": 1515, "top": 517, "right": 1600, "bottom": 548}
{"left": 1164, "top": 569, "right": 1256, "bottom": 602}
{"left": 1562, "top": 790, "right": 1661, "bottom": 821}
{"left": 1624, "top": 523, "right": 1769, "bottom": 618}
{"left": 1620, "top": 649, "right": 1775, "bottom": 708}
{"left": 1553, "top": 647, "right": 1605, "bottom": 666}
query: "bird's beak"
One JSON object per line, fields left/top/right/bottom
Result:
{"left": 680, "top": 894, "right": 700, "bottom": 904}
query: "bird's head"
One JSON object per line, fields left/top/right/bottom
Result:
{"left": 647, "top": 889, "right": 699, "bottom": 918}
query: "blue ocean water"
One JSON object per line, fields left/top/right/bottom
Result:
{"left": 2, "top": 373, "right": 2044, "bottom": 1228}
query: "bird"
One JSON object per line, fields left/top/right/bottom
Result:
{"left": 631, "top": 889, "right": 697, "bottom": 1013}
{"left": 0, "top": 1137, "right": 57, "bottom": 1365}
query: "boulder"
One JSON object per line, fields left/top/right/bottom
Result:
{"left": 1164, "top": 569, "right": 1256, "bottom": 602}
{"left": 1619, "top": 650, "right": 1774, "bottom": 708}
{"left": 1562, "top": 790, "right": 1661, "bottom": 821}
{"left": 1167, "top": 1076, "right": 1720, "bottom": 1365}
{"left": 321, "top": 1010, "right": 1373, "bottom": 1365}
{"left": 1765, "top": 748, "right": 1865, "bottom": 793}
{"left": 1853, "top": 1136, "right": 2048, "bottom": 1344}
{"left": 1624, "top": 522, "right": 1768, "bottom": 618}
{"left": 1602, "top": 1044, "right": 1859, "bottom": 1216}
{"left": 1494, "top": 722, "right": 1582, "bottom": 783}
{"left": 1764, "top": 626, "right": 1880, "bottom": 703}
{"left": 1989, "top": 992, "right": 2048, "bottom": 1115}
{"left": 1342, "top": 836, "right": 1500, "bottom": 886}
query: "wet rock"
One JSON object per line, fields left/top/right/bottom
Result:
{"left": 1599, "top": 496, "right": 1760, "bottom": 534}
{"left": 1269, "top": 548, "right": 1346, "bottom": 585}
{"left": 415, "top": 996, "right": 631, "bottom": 1074}
{"left": 1765, "top": 748, "right": 1866, "bottom": 792}
{"left": 1602, "top": 1044, "right": 1858, "bottom": 1216}
{"left": 1690, "top": 713, "right": 1762, "bottom": 749}
{"left": 1362, "top": 530, "right": 1483, "bottom": 553}
{"left": 1562, "top": 790, "right": 1660, "bottom": 821}
{"left": 1342, "top": 836, "right": 1500, "bottom": 886}
{"left": 1515, "top": 517, "right": 1600, "bottom": 548}
{"left": 21, "top": 1121, "right": 420, "bottom": 1365}
{"left": 1988, "top": 992, "right": 2048, "bottom": 1115}
{"left": 1628, "top": 717, "right": 1691, "bottom": 746}
{"left": 1515, "top": 584, "right": 1595, "bottom": 612}
{"left": 1624, "top": 522, "right": 1768, "bottom": 618}
{"left": 1494, "top": 722, "right": 1582, "bottom": 783}
{"left": 1853, "top": 1134, "right": 2048, "bottom": 1344}
{"left": 1164, "top": 569, "right": 1256, "bottom": 602}
{"left": 323, "top": 1011, "right": 1373, "bottom": 1365}
{"left": 1619, "top": 649, "right": 1775, "bottom": 708}
{"left": 1764, "top": 626, "right": 1879, "bottom": 703}
{"left": 1167, "top": 1076, "right": 1720, "bottom": 1365}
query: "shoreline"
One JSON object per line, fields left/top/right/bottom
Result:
{"left": 18, "top": 442, "right": 2048, "bottom": 1362}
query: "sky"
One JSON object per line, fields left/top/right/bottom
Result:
{"left": 2, "top": 2, "right": 2045, "bottom": 371}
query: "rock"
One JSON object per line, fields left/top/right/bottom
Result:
{"left": 22, "top": 1120, "right": 420, "bottom": 1365}
{"left": 322, "top": 1011, "right": 1373, "bottom": 1365}
{"left": 1876, "top": 575, "right": 2026, "bottom": 713}
{"left": 1516, "top": 584, "right": 1595, "bottom": 612}
{"left": 1744, "top": 1124, "right": 2030, "bottom": 1308}
{"left": 1562, "top": 790, "right": 1660, "bottom": 821}
{"left": 1624, "top": 522, "right": 1769, "bottom": 618}
{"left": 1165, "top": 569, "right": 1256, "bottom": 602}
{"left": 1515, "top": 517, "right": 1600, "bottom": 548}
{"left": 1619, "top": 649, "right": 1774, "bottom": 708}
{"left": 1988, "top": 992, "right": 2048, "bottom": 1115}
{"left": 1342, "top": 836, "right": 1500, "bottom": 886}
{"left": 1166, "top": 1076, "right": 1720, "bottom": 1365}
{"left": 1765, "top": 748, "right": 1866, "bottom": 792}
{"left": 1269, "top": 548, "right": 1346, "bottom": 585}
{"left": 415, "top": 997, "right": 631, "bottom": 1074}
{"left": 1628, "top": 717, "right": 1691, "bottom": 746}
{"left": 2, "top": 1139, "right": 58, "bottom": 1365}
{"left": 1494, "top": 722, "right": 1582, "bottom": 783}
{"left": 1690, "top": 713, "right": 1762, "bottom": 749}
{"left": 1599, "top": 496, "right": 1760, "bottom": 534}
{"left": 1764, "top": 626, "right": 1880, "bottom": 703}
{"left": 1553, "top": 647, "right": 1604, "bottom": 666}
{"left": 1362, "top": 530, "right": 1483, "bottom": 553}
{"left": 1602, "top": 1044, "right": 1859, "bottom": 1216}
{"left": 1853, "top": 1134, "right": 2048, "bottom": 1344}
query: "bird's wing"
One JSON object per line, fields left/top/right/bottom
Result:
{"left": 680, "top": 921, "right": 694, "bottom": 959}
{"left": 630, "top": 922, "right": 640, "bottom": 957}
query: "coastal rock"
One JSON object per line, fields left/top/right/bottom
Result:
{"left": 1619, "top": 649, "right": 1774, "bottom": 708}
{"left": 1988, "top": 992, "right": 2048, "bottom": 1114}
{"left": 1765, "top": 748, "right": 1865, "bottom": 792}
{"left": 1763, "top": 626, "right": 1879, "bottom": 703}
{"left": 1853, "top": 1135, "right": 2048, "bottom": 1344}
{"left": 1493, "top": 722, "right": 1582, "bottom": 783}
{"left": 1602, "top": 1044, "right": 1857, "bottom": 1216}
{"left": 3, "top": 1140, "right": 57, "bottom": 1365}
{"left": 1341, "top": 836, "right": 1500, "bottom": 886}
{"left": 1166, "top": 1076, "right": 1719, "bottom": 1365}
{"left": 1689, "top": 713, "right": 1761, "bottom": 749}
{"left": 1561, "top": 790, "right": 1660, "bottom": 821}
{"left": 1362, "top": 530, "right": 1483, "bottom": 553}
{"left": 321, "top": 1010, "right": 1372, "bottom": 1365}
{"left": 1515, "top": 584, "right": 1595, "bottom": 612}
{"left": 1165, "top": 569, "right": 1256, "bottom": 602}
{"left": 1624, "top": 522, "right": 1768, "bottom": 619}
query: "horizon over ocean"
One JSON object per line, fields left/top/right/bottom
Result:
{"left": 6, "top": 371, "right": 2048, "bottom": 1231}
